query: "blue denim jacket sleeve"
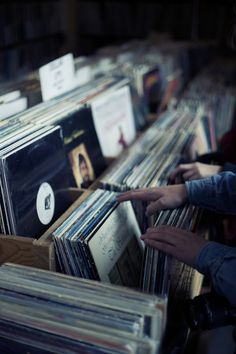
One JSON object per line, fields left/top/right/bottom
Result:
{"left": 195, "top": 242, "right": 236, "bottom": 306}
{"left": 185, "top": 171, "right": 236, "bottom": 214}
{"left": 223, "top": 162, "right": 236, "bottom": 174}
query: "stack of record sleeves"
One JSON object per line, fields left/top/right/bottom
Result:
{"left": 52, "top": 189, "right": 144, "bottom": 289}
{"left": 99, "top": 109, "right": 197, "bottom": 233}
{"left": 100, "top": 109, "right": 197, "bottom": 193}
{"left": 0, "top": 263, "right": 167, "bottom": 354}
{"left": 99, "top": 108, "right": 203, "bottom": 297}
{"left": 142, "top": 204, "right": 201, "bottom": 296}
{"left": 0, "top": 123, "right": 70, "bottom": 237}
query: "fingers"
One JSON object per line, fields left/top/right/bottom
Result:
{"left": 117, "top": 185, "right": 188, "bottom": 214}
{"left": 143, "top": 225, "right": 186, "bottom": 244}
{"left": 145, "top": 199, "right": 168, "bottom": 216}
{"left": 141, "top": 225, "right": 208, "bottom": 268}
{"left": 141, "top": 226, "right": 182, "bottom": 258}
{"left": 168, "top": 165, "right": 184, "bottom": 180}
{"left": 143, "top": 239, "right": 176, "bottom": 255}
{"left": 117, "top": 188, "right": 160, "bottom": 203}
{"left": 169, "top": 163, "right": 194, "bottom": 181}
{"left": 142, "top": 226, "right": 177, "bottom": 245}
{"left": 145, "top": 185, "right": 188, "bottom": 215}
{"left": 182, "top": 170, "right": 197, "bottom": 181}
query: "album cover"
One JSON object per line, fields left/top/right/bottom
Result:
{"left": 142, "top": 67, "right": 162, "bottom": 113}
{"left": 0, "top": 126, "right": 70, "bottom": 238}
{"left": 91, "top": 85, "right": 136, "bottom": 158}
{"left": 68, "top": 143, "right": 95, "bottom": 189}
{"left": 57, "top": 107, "right": 107, "bottom": 187}
{"left": 88, "top": 201, "right": 144, "bottom": 288}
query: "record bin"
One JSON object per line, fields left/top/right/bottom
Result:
{"left": 0, "top": 188, "right": 93, "bottom": 271}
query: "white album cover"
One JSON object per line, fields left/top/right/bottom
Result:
{"left": 88, "top": 201, "right": 143, "bottom": 287}
{"left": 91, "top": 85, "right": 136, "bottom": 158}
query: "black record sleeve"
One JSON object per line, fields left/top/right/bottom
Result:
{"left": 58, "top": 106, "right": 107, "bottom": 188}
{"left": 1, "top": 126, "right": 70, "bottom": 238}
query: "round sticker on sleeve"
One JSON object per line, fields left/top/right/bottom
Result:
{"left": 36, "top": 182, "right": 55, "bottom": 225}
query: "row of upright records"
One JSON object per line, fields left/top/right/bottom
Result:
{"left": 0, "top": 71, "right": 204, "bottom": 353}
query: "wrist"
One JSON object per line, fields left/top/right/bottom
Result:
{"left": 178, "top": 184, "right": 188, "bottom": 204}
{"left": 215, "top": 165, "right": 223, "bottom": 173}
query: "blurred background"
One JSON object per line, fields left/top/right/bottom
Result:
{"left": 0, "top": 0, "right": 235, "bottom": 81}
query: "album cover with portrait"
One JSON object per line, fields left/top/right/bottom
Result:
{"left": 68, "top": 143, "right": 95, "bottom": 188}
{"left": 57, "top": 106, "right": 107, "bottom": 187}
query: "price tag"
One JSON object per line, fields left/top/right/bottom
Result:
{"left": 39, "top": 53, "right": 76, "bottom": 101}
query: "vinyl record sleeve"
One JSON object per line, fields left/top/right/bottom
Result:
{"left": 0, "top": 263, "right": 167, "bottom": 342}
{"left": 88, "top": 201, "right": 143, "bottom": 288}
{"left": 57, "top": 107, "right": 107, "bottom": 188}
{"left": 0, "top": 126, "right": 70, "bottom": 237}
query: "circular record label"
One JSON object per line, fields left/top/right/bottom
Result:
{"left": 36, "top": 182, "right": 55, "bottom": 225}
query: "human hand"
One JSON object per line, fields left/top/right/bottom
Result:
{"left": 168, "top": 162, "right": 222, "bottom": 182}
{"left": 117, "top": 185, "right": 188, "bottom": 216}
{"left": 141, "top": 225, "right": 208, "bottom": 268}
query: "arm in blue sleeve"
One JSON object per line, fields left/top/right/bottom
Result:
{"left": 185, "top": 171, "right": 236, "bottom": 214}
{"left": 195, "top": 242, "right": 236, "bottom": 306}
{"left": 223, "top": 162, "right": 236, "bottom": 174}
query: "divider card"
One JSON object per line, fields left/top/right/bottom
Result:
{"left": 39, "top": 53, "right": 76, "bottom": 101}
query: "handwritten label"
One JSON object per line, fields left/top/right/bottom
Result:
{"left": 39, "top": 53, "right": 76, "bottom": 101}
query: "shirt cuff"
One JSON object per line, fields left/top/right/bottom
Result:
{"left": 195, "top": 241, "right": 231, "bottom": 275}
{"left": 185, "top": 177, "right": 216, "bottom": 208}
{"left": 223, "top": 162, "right": 236, "bottom": 174}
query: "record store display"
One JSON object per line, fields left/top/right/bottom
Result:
{"left": 178, "top": 59, "right": 236, "bottom": 145}
{"left": 100, "top": 108, "right": 196, "bottom": 193}
{"left": 6, "top": 76, "right": 115, "bottom": 187}
{"left": 3, "top": 75, "right": 139, "bottom": 188}
{"left": 0, "top": 263, "right": 167, "bottom": 354}
{"left": 52, "top": 188, "right": 143, "bottom": 289}
{"left": 0, "top": 124, "right": 70, "bottom": 238}
{"left": 0, "top": 35, "right": 224, "bottom": 354}
{"left": 120, "top": 60, "right": 162, "bottom": 114}
{"left": 94, "top": 38, "right": 196, "bottom": 114}
{"left": 99, "top": 106, "right": 203, "bottom": 298}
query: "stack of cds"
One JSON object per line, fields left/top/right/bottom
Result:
{"left": 0, "top": 263, "right": 167, "bottom": 354}
{"left": 52, "top": 189, "right": 144, "bottom": 289}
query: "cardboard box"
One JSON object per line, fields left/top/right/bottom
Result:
{"left": 0, "top": 188, "right": 93, "bottom": 271}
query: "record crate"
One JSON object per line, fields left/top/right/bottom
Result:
{"left": 0, "top": 188, "right": 94, "bottom": 272}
